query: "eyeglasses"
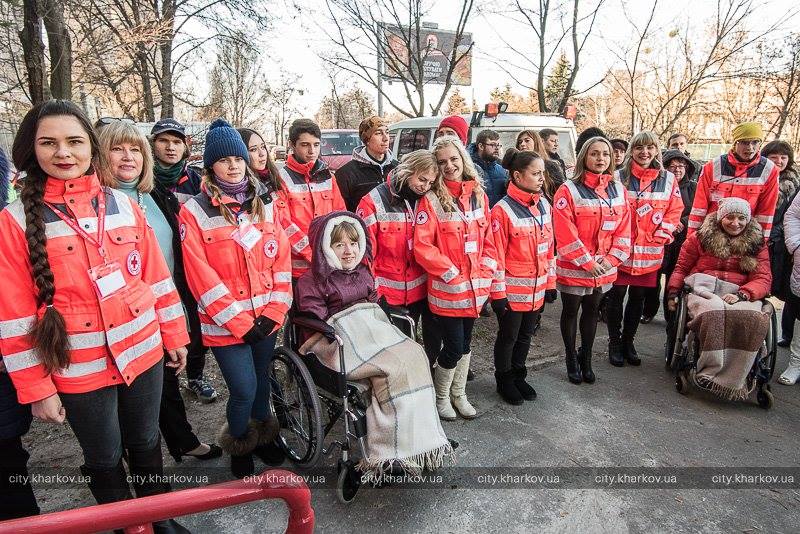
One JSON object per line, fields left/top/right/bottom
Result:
{"left": 484, "top": 142, "right": 502, "bottom": 149}
{"left": 97, "top": 117, "right": 135, "bottom": 125}
{"left": 736, "top": 140, "right": 760, "bottom": 147}
{"left": 667, "top": 164, "right": 686, "bottom": 171}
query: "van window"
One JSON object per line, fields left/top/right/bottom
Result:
{"left": 397, "top": 128, "right": 433, "bottom": 157}
{"left": 557, "top": 131, "right": 576, "bottom": 166}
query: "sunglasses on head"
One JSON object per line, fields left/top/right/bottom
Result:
{"left": 98, "top": 117, "right": 135, "bottom": 125}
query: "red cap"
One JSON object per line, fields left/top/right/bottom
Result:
{"left": 437, "top": 115, "right": 469, "bottom": 145}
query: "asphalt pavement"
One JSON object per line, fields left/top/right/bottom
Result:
{"left": 178, "top": 299, "right": 800, "bottom": 534}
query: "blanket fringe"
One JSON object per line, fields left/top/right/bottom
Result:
{"left": 358, "top": 442, "right": 456, "bottom": 483}
{"left": 695, "top": 374, "right": 755, "bottom": 401}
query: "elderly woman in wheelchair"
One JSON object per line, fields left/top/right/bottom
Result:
{"left": 666, "top": 198, "right": 776, "bottom": 406}
{"left": 291, "top": 211, "right": 455, "bottom": 485}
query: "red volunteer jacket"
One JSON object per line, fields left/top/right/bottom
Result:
{"left": 179, "top": 182, "right": 292, "bottom": 346}
{"left": 356, "top": 178, "right": 427, "bottom": 306}
{"left": 667, "top": 224, "right": 771, "bottom": 301}
{"left": 278, "top": 155, "right": 346, "bottom": 277}
{"left": 489, "top": 182, "right": 555, "bottom": 312}
{"left": 413, "top": 179, "right": 498, "bottom": 318}
{"left": 617, "top": 164, "right": 684, "bottom": 276}
{"left": 688, "top": 151, "right": 778, "bottom": 238}
{"left": 553, "top": 172, "right": 632, "bottom": 287}
{"left": 0, "top": 175, "right": 189, "bottom": 404}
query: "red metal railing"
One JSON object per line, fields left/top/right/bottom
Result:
{"left": 0, "top": 469, "right": 314, "bottom": 534}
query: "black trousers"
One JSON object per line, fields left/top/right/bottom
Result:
{"left": 0, "top": 436, "right": 39, "bottom": 520}
{"left": 606, "top": 284, "right": 648, "bottom": 342}
{"left": 184, "top": 303, "right": 207, "bottom": 381}
{"left": 494, "top": 309, "right": 540, "bottom": 374}
{"left": 407, "top": 299, "right": 443, "bottom": 367}
{"left": 435, "top": 315, "right": 476, "bottom": 369}
{"left": 159, "top": 356, "right": 201, "bottom": 459}
{"left": 781, "top": 296, "right": 798, "bottom": 340}
{"left": 560, "top": 290, "right": 604, "bottom": 354}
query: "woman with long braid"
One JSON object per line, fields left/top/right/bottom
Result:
{"left": 0, "top": 100, "right": 190, "bottom": 533}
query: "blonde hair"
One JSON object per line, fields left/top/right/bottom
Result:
{"left": 573, "top": 136, "right": 615, "bottom": 184}
{"left": 431, "top": 135, "right": 485, "bottom": 212}
{"left": 331, "top": 221, "right": 360, "bottom": 244}
{"left": 97, "top": 121, "right": 155, "bottom": 193}
{"left": 622, "top": 131, "right": 663, "bottom": 184}
{"left": 392, "top": 149, "right": 447, "bottom": 200}
{"left": 201, "top": 168, "right": 266, "bottom": 225}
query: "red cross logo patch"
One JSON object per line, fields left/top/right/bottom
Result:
{"left": 652, "top": 211, "right": 663, "bottom": 225}
{"left": 179, "top": 223, "right": 187, "bottom": 242}
{"left": 556, "top": 197, "right": 568, "bottom": 210}
{"left": 126, "top": 250, "right": 142, "bottom": 276}
{"left": 356, "top": 208, "right": 365, "bottom": 218}
{"left": 416, "top": 210, "right": 429, "bottom": 225}
{"left": 491, "top": 218, "right": 501, "bottom": 233}
{"left": 264, "top": 239, "right": 278, "bottom": 258}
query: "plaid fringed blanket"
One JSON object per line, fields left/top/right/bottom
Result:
{"left": 685, "top": 273, "right": 770, "bottom": 400}
{"left": 299, "top": 302, "right": 454, "bottom": 478}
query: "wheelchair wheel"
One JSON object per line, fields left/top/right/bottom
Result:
{"left": 270, "top": 346, "right": 324, "bottom": 468}
{"left": 757, "top": 384, "right": 774, "bottom": 410}
{"left": 336, "top": 459, "right": 362, "bottom": 504}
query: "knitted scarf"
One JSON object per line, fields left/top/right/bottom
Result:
{"left": 214, "top": 175, "right": 249, "bottom": 204}
{"left": 153, "top": 158, "right": 186, "bottom": 188}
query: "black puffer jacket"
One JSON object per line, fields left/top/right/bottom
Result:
{"left": 335, "top": 146, "right": 399, "bottom": 212}
{"left": 661, "top": 150, "right": 698, "bottom": 274}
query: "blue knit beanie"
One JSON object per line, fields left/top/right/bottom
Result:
{"left": 204, "top": 118, "right": 249, "bottom": 168}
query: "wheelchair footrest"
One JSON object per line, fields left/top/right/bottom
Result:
{"left": 349, "top": 407, "right": 368, "bottom": 438}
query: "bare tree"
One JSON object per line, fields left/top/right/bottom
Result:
{"left": 264, "top": 74, "right": 302, "bottom": 145}
{"left": 485, "top": 0, "right": 605, "bottom": 113}
{"left": 767, "top": 35, "right": 800, "bottom": 138}
{"left": 322, "top": 0, "right": 475, "bottom": 117}
{"left": 316, "top": 86, "right": 376, "bottom": 129}
{"left": 200, "top": 32, "right": 270, "bottom": 128}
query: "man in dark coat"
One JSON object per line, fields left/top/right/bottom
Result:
{"left": 335, "top": 116, "right": 399, "bottom": 212}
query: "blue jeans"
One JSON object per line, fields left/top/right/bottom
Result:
{"left": 211, "top": 334, "right": 277, "bottom": 438}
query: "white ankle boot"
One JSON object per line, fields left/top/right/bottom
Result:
{"left": 778, "top": 351, "right": 800, "bottom": 385}
{"left": 434, "top": 365, "right": 457, "bottom": 421}
{"left": 450, "top": 353, "right": 477, "bottom": 419}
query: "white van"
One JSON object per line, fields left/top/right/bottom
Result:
{"left": 388, "top": 110, "right": 578, "bottom": 171}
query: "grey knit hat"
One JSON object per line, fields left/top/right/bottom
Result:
{"left": 203, "top": 118, "right": 249, "bottom": 167}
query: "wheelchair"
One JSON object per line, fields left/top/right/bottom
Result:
{"left": 268, "top": 305, "right": 417, "bottom": 503}
{"left": 664, "top": 286, "right": 777, "bottom": 409}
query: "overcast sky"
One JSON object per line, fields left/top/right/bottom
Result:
{"left": 248, "top": 0, "right": 796, "bottom": 117}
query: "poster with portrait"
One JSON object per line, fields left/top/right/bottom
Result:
{"left": 382, "top": 24, "right": 472, "bottom": 86}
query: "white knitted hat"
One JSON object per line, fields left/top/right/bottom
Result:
{"left": 716, "top": 197, "right": 751, "bottom": 223}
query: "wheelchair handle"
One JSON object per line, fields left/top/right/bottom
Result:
{"left": 292, "top": 315, "right": 337, "bottom": 343}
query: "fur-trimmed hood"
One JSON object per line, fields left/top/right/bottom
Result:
{"left": 697, "top": 214, "right": 764, "bottom": 273}
{"left": 307, "top": 210, "right": 372, "bottom": 281}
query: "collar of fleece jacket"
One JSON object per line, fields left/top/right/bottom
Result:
{"left": 307, "top": 210, "right": 372, "bottom": 281}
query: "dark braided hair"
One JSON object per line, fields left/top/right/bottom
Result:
{"left": 11, "top": 100, "right": 98, "bottom": 371}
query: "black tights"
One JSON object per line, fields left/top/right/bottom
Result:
{"left": 606, "top": 284, "right": 647, "bottom": 342}
{"left": 560, "top": 290, "right": 604, "bottom": 355}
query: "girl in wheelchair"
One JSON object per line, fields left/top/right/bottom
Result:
{"left": 294, "top": 211, "right": 454, "bottom": 479}
{"left": 666, "top": 197, "right": 772, "bottom": 399}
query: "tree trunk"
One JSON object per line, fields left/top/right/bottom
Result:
{"left": 160, "top": 0, "right": 176, "bottom": 118}
{"left": 40, "top": 0, "right": 72, "bottom": 100}
{"left": 19, "top": 0, "right": 48, "bottom": 104}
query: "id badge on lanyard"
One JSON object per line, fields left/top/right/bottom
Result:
{"left": 45, "top": 191, "right": 127, "bottom": 300}
{"left": 88, "top": 262, "right": 126, "bottom": 300}
{"left": 231, "top": 215, "right": 262, "bottom": 252}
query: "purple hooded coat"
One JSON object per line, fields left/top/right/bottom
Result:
{"left": 294, "top": 211, "right": 378, "bottom": 321}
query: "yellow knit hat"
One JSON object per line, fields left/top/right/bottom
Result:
{"left": 731, "top": 122, "right": 764, "bottom": 144}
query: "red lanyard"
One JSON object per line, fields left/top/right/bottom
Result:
{"left": 44, "top": 191, "right": 108, "bottom": 260}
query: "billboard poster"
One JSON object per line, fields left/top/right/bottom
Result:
{"left": 382, "top": 24, "right": 472, "bottom": 86}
